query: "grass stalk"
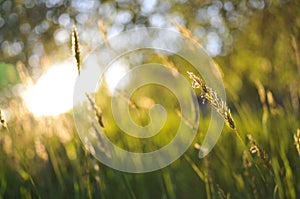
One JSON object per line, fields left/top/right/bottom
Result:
{"left": 187, "top": 71, "right": 267, "bottom": 183}
{"left": 122, "top": 174, "right": 137, "bottom": 199}
{"left": 183, "top": 155, "right": 205, "bottom": 182}
{"left": 234, "top": 129, "right": 266, "bottom": 182}
{"left": 162, "top": 170, "right": 176, "bottom": 199}
{"left": 86, "top": 93, "right": 104, "bottom": 128}
{"left": 72, "top": 25, "right": 81, "bottom": 75}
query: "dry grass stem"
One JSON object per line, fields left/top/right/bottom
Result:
{"left": 255, "top": 80, "right": 269, "bottom": 132}
{"left": 86, "top": 93, "right": 104, "bottom": 128}
{"left": 115, "top": 89, "right": 139, "bottom": 110}
{"left": 72, "top": 25, "right": 81, "bottom": 75}
{"left": 255, "top": 80, "right": 267, "bottom": 107}
{"left": 170, "top": 20, "right": 203, "bottom": 48}
{"left": 266, "top": 90, "right": 280, "bottom": 115}
{"left": 294, "top": 129, "right": 300, "bottom": 156}
{"left": 158, "top": 54, "right": 179, "bottom": 77}
{"left": 266, "top": 90, "right": 275, "bottom": 106}
{"left": 91, "top": 123, "right": 111, "bottom": 158}
{"left": 187, "top": 71, "right": 235, "bottom": 129}
{"left": 16, "top": 61, "right": 33, "bottom": 86}
{"left": 97, "top": 19, "right": 113, "bottom": 50}
{"left": 176, "top": 109, "right": 194, "bottom": 130}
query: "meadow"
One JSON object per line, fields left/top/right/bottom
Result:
{"left": 0, "top": 1, "right": 300, "bottom": 199}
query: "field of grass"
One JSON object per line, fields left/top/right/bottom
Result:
{"left": 0, "top": 2, "right": 300, "bottom": 198}
{"left": 0, "top": 52, "right": 299, "bottom": 199}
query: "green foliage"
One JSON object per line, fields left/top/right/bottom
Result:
{"left": 0, "top": 63, "right": 20, "bottom": 92}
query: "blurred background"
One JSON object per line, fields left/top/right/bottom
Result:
{"left": 0, "top": 0, "right": 299, "bottom": 198}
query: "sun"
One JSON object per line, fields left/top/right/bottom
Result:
{"left": 22, "top": 61, "right": 78, "bottom": 117}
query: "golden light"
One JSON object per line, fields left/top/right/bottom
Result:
{"left": 104, "top": 58, "right": 129, "bottom": 94}
{"left": 23, "top": 61, "right": 77, "bottom": 117}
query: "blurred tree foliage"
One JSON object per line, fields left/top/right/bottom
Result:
{"left": 0, "top": 0, "right": 253, "bottom": 69}
{"left": 215, "top": 0, "right": 300, "bottom": 113}
{"left": 0, "top": 0, "right": 299, "bottom": 105}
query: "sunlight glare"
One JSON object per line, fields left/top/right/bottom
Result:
{"left": 105, "top": 58, "right": 129, "bottom": 94}
{"left": 23, "top": 61, "right": 77, "bottom": 117}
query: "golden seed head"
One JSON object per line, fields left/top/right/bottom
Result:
{"left": 72, "top": 25, "right": 81, "bottom": 75}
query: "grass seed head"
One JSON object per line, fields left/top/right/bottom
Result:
{"left": 247, "top": 134, "right": 272, "bottom": 171}
{"left": 86, "top": 93, "right": 104, "bottom": 128}
{"left": 72, "top": 25, "right": 81, "bottom": 75}
{"left": 187, "top": 71, "right": 235, "bottom": 129}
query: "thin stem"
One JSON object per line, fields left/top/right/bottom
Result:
{"left": 233, "top": 129, "right": 266, "bottom": 183}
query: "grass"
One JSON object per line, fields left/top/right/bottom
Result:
{"left": 0, "top": 77, "right": 299, "bottom": 198}
{"left": 0, "top": 24, "right": 299, "bottom": 199}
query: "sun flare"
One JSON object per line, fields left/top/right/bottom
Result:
{"left": 23, "top": 61, "right": 78, "bottom": 117}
